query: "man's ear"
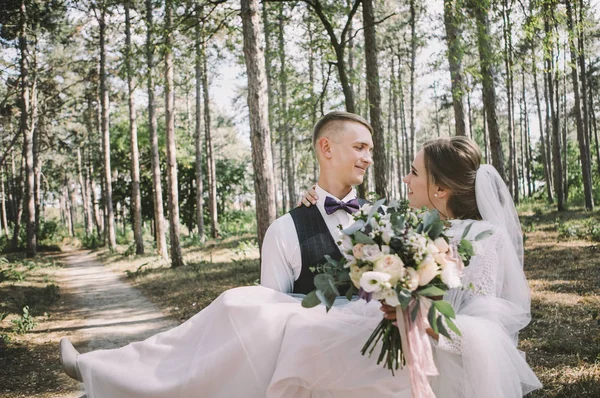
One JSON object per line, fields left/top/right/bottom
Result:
{"left": 317, "top": 137, "right": 333, "bottom": 159}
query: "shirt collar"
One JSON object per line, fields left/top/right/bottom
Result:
{"left": 315, "top": 184, "right": 357, "bottom": 214}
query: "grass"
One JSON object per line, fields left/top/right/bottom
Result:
{"left": 1, "top": 205, "right": 599, "bottom": 396}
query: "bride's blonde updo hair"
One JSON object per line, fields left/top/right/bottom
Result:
{"left": 422, "top": 136, "right": 482, "bottom": 220}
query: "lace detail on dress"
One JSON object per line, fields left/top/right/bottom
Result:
{"left": 433, "top": 222, "right": 502, "bottom": 355}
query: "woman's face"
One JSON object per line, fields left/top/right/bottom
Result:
{"left": 403, "top": 149, "right": 436, "bottom": 210}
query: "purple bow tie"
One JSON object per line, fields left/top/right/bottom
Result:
{"left": 324, "top": 196, "right": 360, "bottom": 215}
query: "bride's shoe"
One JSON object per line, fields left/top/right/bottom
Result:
{"left": 59, "top": 337, "right": 82, "bottom": 382}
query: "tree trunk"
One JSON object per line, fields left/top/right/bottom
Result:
{"left": 125, "top": 0, "right": 144, "bottom": 254}
{"left": 590, "top": 85, "right": 600, "bottom": 176}
{"left": 521, "top": 68, "right": 533, "bottom": 197}
{"left": 201, "top": 21, "right": 219, "bottom": 239}
{"left": 263, "top": 2, "right": 279, "bottom": 216}
{"left": 240, "top": 0, "right": 277, "bottom": 250}
{"left": 362, "top": 0, "right": 388, "bottom": 199}
{"left": 409, "top": 0, "right": 417, "bottom": 162}
{"left": 165, "top": 0, "right": 183, "bottom": 267}
{"left": 1, "top": 168, "right": 7, "bottom": 236}
{"left": 194, "top": 6, "right": 205, "bottom": 239}
{"left": 501, "top": 0, "right": 517, "bottom": 201}
{"left": 77, "top": 146, "right": 91, "bottom": 236}
{"left": 397, "top": 50, "right": 409, "bottom": 189}
{"left": 99, "top": 4, "right": 116, "bottom": 248}
{"left": 566, "top": 0, "right": 593, "bottom": 209}
{"left": 532, "top": 48, "right": 553, "bottom": 202}
{"left": 19, "top": 0, "right": 36, "bottom": 257}
{"left": 146, "top": 0, "right": 168, "bottom": 260}
{"left": 544, "top": 2, "right": 564, "bottom": 211}
{"left": 561, "top": 42, "right": 569, "bottom": 200}
{"left": 470, "top": 0, "right": 505, "bottom": 180}
{"left": 443, "top": 0, "right": 467, "bottom": 136}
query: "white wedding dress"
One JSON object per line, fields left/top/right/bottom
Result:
{"left": 76, "top": 218, "right": 542, "bottom": 398}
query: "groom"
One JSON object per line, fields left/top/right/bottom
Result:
{"left": 260, "top": 111, "right": 374, "bottom": 294}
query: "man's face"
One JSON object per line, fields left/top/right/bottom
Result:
{"left": 327, "top": 121, "right": 374, "bottom": 187}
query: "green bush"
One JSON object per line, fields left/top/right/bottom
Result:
{"left": 12, "top": 306, "right": 37, "bottom": 334}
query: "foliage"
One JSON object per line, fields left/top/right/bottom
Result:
{"left": 11, "top": 306, "right": 37, "bottom": 335}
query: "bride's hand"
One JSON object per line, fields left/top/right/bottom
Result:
{"left": 298, "top": 185, "right": 318, "bottom": 207}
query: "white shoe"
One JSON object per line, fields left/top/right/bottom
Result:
{"left": 59, "top": 338, "right": 82, "bottom": 382}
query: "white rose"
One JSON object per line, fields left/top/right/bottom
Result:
{"left": 360, "top": 271, "right": 392, "bottom": 293}
{"left": 338, "top": 234, "right": 353, "bottom": 251}
{"left": 377, "top": 288, "right": 401, "bottom": 307}
{"left": 440, "top": 260, "right": 462, "bottom": 289}
{"left": 373, "top": 254, "right": 405, "bottom": 285}
{"left": 362, "top": 244, "right": 383, "bottom": 262}
{"left": 427, "top": 241, "right": 440, "bottom": 255}
{"left": 416, "top": 256, "right": 440, "bottom": 286}
{"left": 350, "top": 263, "right": 369, "bottom": 289}
{"left": 343, "top": 254, "right": 357, "bottom": 269}
{"left": 433, "top": 253, "right": 447, "bottom": 267}
{"left": 434, "top": 237, "right": 450, "bottom": 253}
{"left": 352, "top": 244, "right": 365, "bottom": 259}
{"left": 404, "top": 267, "right": 420, "bottom": 291}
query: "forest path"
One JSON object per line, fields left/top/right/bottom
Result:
{"left": 47, "top": 250, "right": 177, "bottom": 397}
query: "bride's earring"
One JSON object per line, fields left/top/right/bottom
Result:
{"left": 434, "top": 193, "right": 438, "bottom": 198}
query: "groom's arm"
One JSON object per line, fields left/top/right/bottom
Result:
{"left": 260, "top": 215, "right": 300, "bottom": 293}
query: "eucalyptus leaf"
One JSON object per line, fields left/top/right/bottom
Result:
{"left": 397, "top": 288, "right": 412, "bottom": 310}
{"left": 301, "top": 290, "right": 321, "bottom": 308}
{"left": 410, "top": 299, "right": 420, "bottom": 322}
{"left": 433, "top": 300, "right": 456, "bottom": 319}
{"left": 459, "top": 239, "right": 474, "bottom": 256}
{"left": 366, "top": 198, "right": 387, "bottom": 223}
{"left": 428, "top": 304, "right": 438, "bottom": 333}
{"left": 418, "top": 285, "right": 446, "bottom": 297}
{"left": 474, "top": 229, "right": 494, "bottom": 241}
{"left": 436, "top": 316, "right": 451, "bottom": 339}
{"left": 428, "top": 221, "right": 444, "bottom": 240}
{"left": 314, "top": 274, "right": 338, "bottom": 295}
{"left": 342, "top": 219, "right": 366, "bottom": 235}
{"left": 445, "top": 317, "right": 462, "bottom": 337}
{"left": 461, "top": 221, "right": 474, "bottom": 239}
{"left": 324, "top": 255, "right": 340, "bottom": 268}
{"left": 354, "top": 231, "right": 377, "bottom": 244}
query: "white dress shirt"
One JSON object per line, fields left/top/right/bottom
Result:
{"left": 260, "top": 185, "right": 358, "bottom": 293}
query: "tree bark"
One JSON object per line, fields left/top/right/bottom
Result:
{"left": 165, "top": 0, "right": 183, "bottom": 267}
{"left": 501, "top": 0, "right": 517, "bottom": 201}
{"left": 124, "top": 0, "right": 144, "bottom": 254}
{"left": 362, "top": 0, "right": 388, "bottom": 199}
{"left": 194, "top": 6, "right": 205, "bottom": 239}
{"left": 98, "top": 3, "right": 116, "bottom": 248}
{"left": 409, "top": 0, "right": 417, "bottom": 162}
{"left": 77, "top": 146, "right": 91, "bottom": 236}
{"left": 240, "top": 0, "right": 277, "bottom": 251}
{"left": 19, "top": 0, "right": 36, "bottom": 257}
{"left": 532, "top": 47, "right": 553, "bottom": 202}
{"left": 146, "top": 0, "right": 168, "bottom": 260}
{"left": 566, "top": 0, "right": 593, "bottom": 209}
{"left": 470, "top": 0, "right": 505, "bottom": 180}
{"left": 443, "top": 0, "right": 467, "bottom": 136}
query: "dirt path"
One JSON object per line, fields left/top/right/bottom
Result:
{"left": 33, "top": 250, "right": 177, "bottom": 397}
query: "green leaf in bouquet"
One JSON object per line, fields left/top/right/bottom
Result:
{"left": 422, "top": 210, "right": 440, "bottom": 231}
{"left": 433, "top": 300, "right": 456, "bottom": 319}
{"left": 390, "top": 212, "right": 406, "bottom": 233}
{"left": 461, "top": 221, "right": 474, "bottom": 239}
{"left": 436, "top": 316, "right": 452, "bottom": 340}
{"left": 345, "top": 284, "right": 357, "bottom": 301}
{"left": 324, "top": 255, "right": 341, "bottom": 269}
{"left": 459, "top": 239, "right": 474, "bottom": 256}
{"left": 427, "top": 221, "right": 445, "bottom": 240}
{"left": 314, "top": 274, "right": 340, "bottom": 296}
{"left": 397, "top": 288, "right": 412, "bottom": 310}
{"left": 342, "top": 219, "right": 366, "bottom": 235}
{"left": 428, "top": 304, "right": 439, "bottom": 333}
{"left": 301, "top": 290, "right": 321, "bottom": 308}
{"left": 418, "top": 285, "right": 447, "bottom": 297}
{"left": 445, "top": 316, "right": 462, "bottom": 337}
{"left": 474, "top": 229, "right": 494, "bottom": 241}
{"left": 316, "top": 289, "right": 336, "bottom": 312}
{"left": 366, "top": 198, "right": 387, "bottom": 223}
{"left": 410, "top": 298, "right": 420, "bottom": 322}
{"left": 354, "top": 230, "right": 376, "bottom": 244}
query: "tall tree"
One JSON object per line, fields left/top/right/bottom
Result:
{"left": 408, "top": 0, "right": 417, "bottom": 162}
{"left": 468, "top": 0, "right": 505, "bottom": 180}
{"left": 362, "top": 0, "right": 388, "bottom": 198}
{"left": 96, "top": 1, "right": 116, "bottom": 248}
{"left": 566, "top": 0, "right": 593, "bottom": 209}
{"left": 19, "top": 0, "right": 36, "bottom": 257}
{"left": 240, "top": 0, "right": 276, "bottom": 250}
{"left": 145, "top": 0, "right": 167, "bottom": 260}
{"left": 164, "top": 0, "right": 183, "bottom": 267}
{"left": 125, "top": 0, "right": 144, "bottom": 254}
{"left": 194, "top": 5, "right": 205, "bottom": 239}
{"left": 443, "top": 0, "right": 468, "bottom": 136}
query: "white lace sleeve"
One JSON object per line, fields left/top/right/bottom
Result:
{"left": 433, "top": 227, "right": 503, "bottom": 355}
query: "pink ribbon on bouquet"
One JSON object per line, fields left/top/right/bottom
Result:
{"left": 396, "top": 300, "right": 438, "bottom": 398}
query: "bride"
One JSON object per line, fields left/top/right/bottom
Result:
{"left": 60, "top": 136, "right": 542, "bottom": 397}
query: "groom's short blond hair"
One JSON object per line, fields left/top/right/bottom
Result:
{"left": 312, "top": 111, "right": 373, "bottom": 149}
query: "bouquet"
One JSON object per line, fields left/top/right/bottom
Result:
{"left": 302, "top": 199, "right": 491, "bottom": 395}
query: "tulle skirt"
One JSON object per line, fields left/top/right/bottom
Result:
{"left": 76, "top": 286, "right": 540, "bottom": 398}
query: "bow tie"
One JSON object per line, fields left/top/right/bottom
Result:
{"left": 324, "top": 196, "right": 360, "bottom": 215}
